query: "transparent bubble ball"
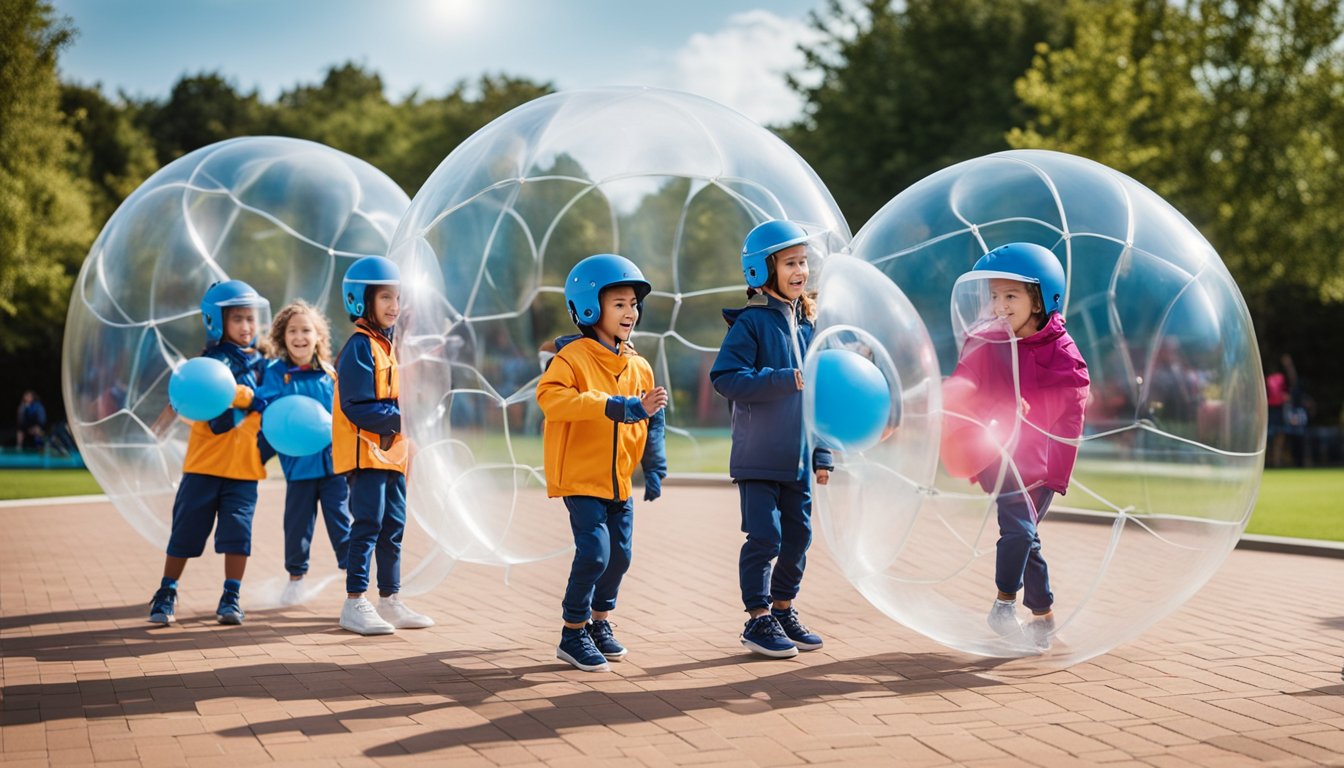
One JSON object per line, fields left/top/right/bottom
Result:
{"left": 824, "top": 149, "right": 1265, "bottom": 669}
{"left": 388, "top": 87, "right": 849, "bottom": 566}
{"left": 62, "top": 137, "right": 410, "bottom": 554}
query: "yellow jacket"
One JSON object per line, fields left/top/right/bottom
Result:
{"left": 537, "top": 337, "right": 655, "bottom": 499}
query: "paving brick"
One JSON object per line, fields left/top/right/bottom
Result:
{"left": 3, "top": 489, "right": 1344, "bottom": 766}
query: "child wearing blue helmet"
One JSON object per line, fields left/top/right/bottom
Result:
{"left": 946, "top": 242, "right": 1090, "bottom": 652}
{"left": 332, "top": 255, "right": 432, "bottom": 635}
{"left": 148, "top": 279, "right": 272, "bottom": 626}
{"left": 711, "top": 220, "right": 834, "bottom": 658}
{"left": 536, "top": 253, "right": 668, "bottom": 672}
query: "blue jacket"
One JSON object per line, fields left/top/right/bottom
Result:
{"left": 258, "top": 358, "right": 337, "bottom": 481}
{"left": 710, "top": 294, "right": 833, "bottom": 482}
{"left": 204, "top": 342, "right": 268, "bottom": 436}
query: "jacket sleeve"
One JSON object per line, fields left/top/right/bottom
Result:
{"left": 1046, "top": 381, "right": 1089, "bottom": 493}
{"left": 641, "top": 406, "right": 668, "bottom": 477}
{"left": 812, "top": 446, "right": 834, "bottom": 472}
{"left": 535, "top": 355, "right": 611, "bottom": 422}
{"left": 710, "top": 319, "right": 798, "bottom": 403}
{"left": 337, "top": 335, "right": 401, "bottom": 436}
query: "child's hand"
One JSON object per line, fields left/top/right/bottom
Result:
{"left": 794, "top": 369, "right": 804, "bottom": 391}
{"left": 231, "top": 385, "right": 254, "bottom": 409}
{"left": 640, "top": 386, "right": 668, "bottom": 414}
{"left": 815, "top": 468, "right": 830, "bottom": 485}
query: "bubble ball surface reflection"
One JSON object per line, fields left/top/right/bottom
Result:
{"left": 63, "top": 137, "right": 410, "bottom": 556}
{"left": 830, "top": 149, "right": 1264, "bottom": 669}
{"left": 388, "top": 87, "right": 849, "bottom": 566}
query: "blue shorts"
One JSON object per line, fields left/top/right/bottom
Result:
{"left": 165, "top": 473, "right": 258, "bottom": 558}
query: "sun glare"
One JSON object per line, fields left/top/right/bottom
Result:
{"left": 422, "top": 0, "right": 479, "bottom": 29}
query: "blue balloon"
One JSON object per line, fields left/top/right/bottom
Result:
{"left": 810, "top": 348, "right": 892, "bottom": 452}
{"left": 168, "top": 357, "right": 236, "bottom": 421}
{"left": 262, "top": 395, "right": 333, "bottom": 457}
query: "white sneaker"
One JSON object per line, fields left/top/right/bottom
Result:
{"left": 340, "top": 597, "right": 395, "bottom": 635}
{"left": 377, "top": 594, "right": 434, "bottom": 629}
{"left": 280, "top": 578, "right": 305, "bottom": 607}
{"left": 987, "top": 599, "right": 1023, "bottom": 636}
{"left": 1025, "top": 613, "right": 1055, "bottom": 651}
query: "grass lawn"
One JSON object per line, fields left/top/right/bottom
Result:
{"left": 3, "top": 465, "right": 1340, "bottom": 542}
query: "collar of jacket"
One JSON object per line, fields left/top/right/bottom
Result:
{"left": 570, "top": 336, "right": 631, "bottom": 376}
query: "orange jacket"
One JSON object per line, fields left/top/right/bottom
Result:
{"left": 537, "top": 337, "right": 655, "bottom": 500}
{"left": 332, "top": 322, "right": 407, "bottom": 474}
{"left": 182, "top": 344, "right": 267, "bottom": 481}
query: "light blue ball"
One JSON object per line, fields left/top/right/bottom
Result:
{"left": 262, "top": 395, "right": 333, "bottom": 457}
{"left": 168, "top": 357, "right": 236, "bottom": 421}
{"left": 811, "top": 348, "right": 891, "bottom": 452}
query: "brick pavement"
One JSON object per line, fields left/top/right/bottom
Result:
{"left": 2, "top": 482, "right": 1342, "bottom": 766}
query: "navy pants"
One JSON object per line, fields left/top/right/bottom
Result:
{"left": 345, "top": 469, "right": 406, "bottom": 595}
{"left": 283, "top": 475, "right": 352, "bottom": 577}
{"left": 166, "top": 474, "right": 257, "bottom": 557}
{"left": 994, "top": 487, "right": 1056, "bottom": 612}
{"left": 561, "top": 495, "right": 633, "bottom": 624}
{"left": 738, "top": 479, "right": 812, "bottom": 612}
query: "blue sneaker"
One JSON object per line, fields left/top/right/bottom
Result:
{"left": 771, "top": 607, "right": 823, "bottom": 651}
{"left": 586, "top": 619, "right": 628, "bottom": 661}
{"left": 216, "top": 589, "right": 244, "bottom": 625}
{"left": 557, "top": 626, "right": 609, "bottom": 672}
{"left": 148, "top": 587, "right": 176, "bottom": 624}
{"left": 740, "top": 614, "right": 799, "bottom": 658}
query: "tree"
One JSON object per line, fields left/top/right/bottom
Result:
{"left": 134, "top": 72, "right": 269, "bottom": 164}
{"left": 1011, "top": 0, "right": 1344, "bottom": 421}
{"left": 785, "top": 0, "right": 1073, "bottom": 227}
{"left": 61, "top": 83, "right": 159, "bottom": 224}
{"left": 0, "top": 0, "right": 97, "bottom": 357}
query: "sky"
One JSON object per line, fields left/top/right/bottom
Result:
{"left": 49, "top": 0, "right": 832, "bottom": 126}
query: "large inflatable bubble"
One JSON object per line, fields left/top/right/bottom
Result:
{"left": 388, "top": 87, "right": 849, "bottom": 565}
{"left": 62, "top": 137, "right": 410, "bottom": 580}
{"left": 823, "top": 149, "right": 1264, "bottom": 670}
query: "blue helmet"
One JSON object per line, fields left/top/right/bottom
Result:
{"left": 200, "top": 280, "right": 269, "bottom": 344}
{"left": 564, "top": 254, "right": 651, "bottom": 327}
{"left": 741, "top": 220, "right": 809, "bottom": 289}
{"left": 343, "top": 256, "right": 401, "bottom": 319}
{"left": 965, "top": 242, "right": 1066, "bottom": 315}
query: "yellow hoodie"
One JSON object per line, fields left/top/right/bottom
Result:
{"left": 537, "top": 337, "right": 655, "bottom": 500}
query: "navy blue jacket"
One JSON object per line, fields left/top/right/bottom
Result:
{"left": 203, "top": 342, "right": 268, "bottom": 436}
{"left": 710, "top": 294, "right": 833, "bottom": 482}
{"left": 335, "top": 325, "right": 401, "bottom": 437}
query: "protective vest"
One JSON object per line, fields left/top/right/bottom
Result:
{"left": 182, "top": 345, "right": 267, "bottom": 481}
{"left": 537, "top": 337, "right": 655, "bottom": 500}
{"left": 332, "top": 323, "right": 407, "bottom": 474}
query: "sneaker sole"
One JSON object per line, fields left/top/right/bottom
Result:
{"left": 340, "top": 620, "right": 395, "bottom": 635}
{"left": 381, "top": 617, "right": 435, "bottom": 629}
{"left": 556, "top": 648, "right": 609, "bottom": 672}
{"left": 790, "top": 638, "right": 824, "bottom": 651}
{"left": 147, "top": 614, "right": 174, "bottom": 624}
{"left": 740, "top": 636, "right": 799, "bottom": 658}
{"left": 598, "top": 647, "right": 628, "bottom": 661}
{"left": 217, "top": 613, "right": 243, "bottom": 626}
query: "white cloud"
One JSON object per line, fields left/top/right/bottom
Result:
{"left": 646, "top": 10, "right": 822, "bottom": 127}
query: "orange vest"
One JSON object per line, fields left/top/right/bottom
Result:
{"left": 332, "top": 324, "right": 408, "bottom": 474}
{"left": 537, "top": 338, "right": 655, "bottom": 500}
{"left": 182, "top": 386, "right": 266, "bottom": 480}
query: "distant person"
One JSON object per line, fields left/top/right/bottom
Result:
{"left": 1280, "top": 354, "right": 1312, "bottom": 467}
{"left": 1265, "top": 363, "right": 1287, "bottom": 467}
{"left": 16, "top": 390, "right": 46, "bottom": 450}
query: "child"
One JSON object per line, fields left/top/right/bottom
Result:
{"left": 710, "top": 220, "right": 833, "bottom": 659}
{"left": 536, "top": 253, "right": 668, "bottom": 672}
{"left": 259, "top": 300, "right": 351, "bottom": 606}
{"left": 946, "top": 242, "right": 1090, "bottom": 651}
{"left": 148, "top": 280, "right": 272, "bottom": 625}
{"left": 332, "top": 255, "right": 432, "bottom": 635}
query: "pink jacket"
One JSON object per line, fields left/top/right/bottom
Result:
{"left": 950, "top": 313, "right": 1090, "bottom": 494}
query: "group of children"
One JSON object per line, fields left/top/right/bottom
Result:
{"left": 148, "top": 223, "right": 1089, "bottom": 669}
{"left": 147, "top": 256, "right": 432, "bottom": 635}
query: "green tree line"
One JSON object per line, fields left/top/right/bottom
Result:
{"left": 4, "top": 0, "right": 1342, "bottom": 437}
